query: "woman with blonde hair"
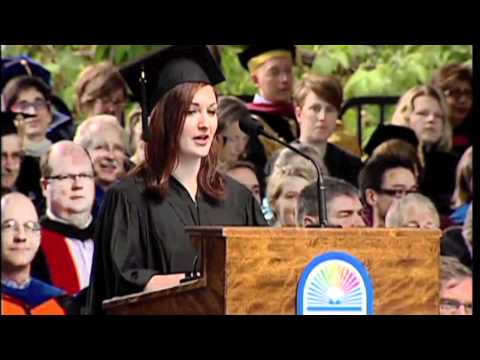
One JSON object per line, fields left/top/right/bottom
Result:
{"left": 391, "top": 85, "right": 458, "bottom": 217}
{"left": 266, "top": 165, "right": 316, "bottom": 227}
{"left": 450, "top": 146, "right": 473, "bottom": 225}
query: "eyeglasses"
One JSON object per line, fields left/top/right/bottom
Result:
{"left": 444, "top": 88, "right": 472, "bottom": 99}
{"left": 11, "top": 99, "right": 49, "bottom": 113}
{"left": 45, "top": 173, "right": 95, "bottom": 183}
{"left": 2, "top": 219, "right": 41, "bottom": 234}
{"left": 377, "top": 188, "right": 418, "bottom": 198}
{"left": 440, "top": 298, "right": 473, "bottom": 315}
{"left": 96, "top": 96, "right": 126, "bottom": 108}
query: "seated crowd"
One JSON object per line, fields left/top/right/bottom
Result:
{"left": 1, "top": 46, "right": 473, "bottom": 315}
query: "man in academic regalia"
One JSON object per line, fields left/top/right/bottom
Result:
{"left": 238, "top": 45, "right": 299, "bottom": 159}
{"left": 1, "top": 55, "right": 76, "bottom": 143}
{"left": 1, "top": 192, "right": 72, "bottom": 315}
{"left": 1, "top": 111, "right": 24, "bottom": 196}
{"left": 31, "top": 141, "right": 95, "bottom": 301}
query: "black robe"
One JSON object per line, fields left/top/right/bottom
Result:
{"left": 87, "top": 175, "right": 267, "bottom": 314}
{"left": 15, "top": 155, "right": 46, "bottom": 217}
{"left": 265, "top": 141, "right": 364, "bottom": 187}
{"left": 441, "top": 227, "right": 472, "bottom": 270}
{"left": 420, "top": 150, "right": 458, "bottom": 216}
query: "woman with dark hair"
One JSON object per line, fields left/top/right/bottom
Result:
{"left": 430, "top": 64, "right": 473, "bottom": 159}
{"left": 88, "top": 46, "right": 266, "bottom": 314}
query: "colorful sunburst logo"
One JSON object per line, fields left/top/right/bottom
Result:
{"left": 297, "top": 252, "right": 374, "bottom": 315}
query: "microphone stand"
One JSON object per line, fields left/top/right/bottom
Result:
{"left": 259, "top": 132, "right": 336, "bottom": 228}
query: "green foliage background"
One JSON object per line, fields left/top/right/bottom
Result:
{"left": 3, "top": 44, "right": 472, "bottom": 143}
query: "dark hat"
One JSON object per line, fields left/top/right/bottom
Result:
{"left": 238, "top": 45, "right": 296, "bottom": 71}
{"left": 119, "top": 45, "right": 225, "bottom": 142}
{"left": 1, "top": 55, "right": 51, "bottom": 91}
{"left": 1, "top": 111, "right": 34, "bottom": 137}
{"left": 364, "top": 124, "right": 419, "bottom": 156}
{"left": 1, "top": 111, "right": 18, "bottom": 136}
{"left": 1, "top": 111, "right": 36, "bottom": 136}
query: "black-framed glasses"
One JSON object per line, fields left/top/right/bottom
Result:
{"left": 440, "top": 298, "right": 473, "bottom": 315}
{"left": 1, "top": 219, "right": 41, "bottom": 234}
{"left": 45, "top": 173, "right": 94, "bottom": 183}
{"left": 377, "top": 188, "right": 418, "bottom": 198}
{"left": 11, "top": 99, "right": 50, "bottom": 113}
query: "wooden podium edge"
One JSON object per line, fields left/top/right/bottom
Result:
{"left": 102, "top": 279, "right": 206, "bottom": 311}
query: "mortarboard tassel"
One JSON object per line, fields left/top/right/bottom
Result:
{"left": 140, "top": 66, "right": 151, "bottom": 142}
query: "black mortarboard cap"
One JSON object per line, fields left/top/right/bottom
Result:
{"left": 2, "top": 111, "right": 18, "bottom": 136}
{"left": 1, "top": 111, "right": 36, "bottom": 137}
{"left": 1, "top": 55, "right": 51, "bottom": 91}
{"left": 120, "top": 45, "right": 225, "bottom": 142}
{"left": 364, "top": 124, "right": 419, "bottom": 156}
{"left": 238, "top": 45, "right": 296, "bottom": 70}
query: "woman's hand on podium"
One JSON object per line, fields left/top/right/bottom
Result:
{"left": 144, "top": 274, "right": 186, "bottom": 292}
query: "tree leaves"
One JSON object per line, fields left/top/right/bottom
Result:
{"left": 2, "top": 44, "right": 472, "bottom": 127}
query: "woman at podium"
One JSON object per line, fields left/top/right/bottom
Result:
{"left": 87, "top": 45, "right": 267, "bottom": 314}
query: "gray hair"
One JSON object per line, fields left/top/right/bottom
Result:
{"left": 385, "top": 193, "right": 440, "bottom": 228}
{"left": 273, "top": 143, "right": 329, "bottom": 177}
{"left": 73, "top": 115, "right": 127, "bottom": 151}
{"left": 297, "top": 176, "right": 360, "bottom": 226}
{"left": 440, "top": 256, "right": 472, "bottom": 285}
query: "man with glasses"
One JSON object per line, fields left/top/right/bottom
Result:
{"left": 359, "top": 155, "right": 417, "bottom": 228}
{"left": 2, "top": 75, "right": 55, "bottom": 158}
{"left": 31, "top": 141, "right": 95, "bottom": 300}
{"left": 1, "top": 192, "right": 70, "bottom": 315}
{"left": 73, "top": 115, "right": 128, "bottom": 218}
{"left": 440, "top": 256, "right": 472, "bottom": 315}
{"left": 2, "top": 75, "right": 57, "bottom": 217}
{"left": 1, "top": 56, "right": 76, "bottom": 144}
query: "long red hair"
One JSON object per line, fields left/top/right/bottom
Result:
{"left": 132, "top": 82, "right": 225, "bottom": 202}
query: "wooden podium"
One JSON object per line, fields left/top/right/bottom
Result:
{"left": 103, "top": 227, "right": 441, "bottom": 315}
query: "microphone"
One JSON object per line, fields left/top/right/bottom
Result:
{"left": 239, "top": 116, "right": 337, "bottom": 228}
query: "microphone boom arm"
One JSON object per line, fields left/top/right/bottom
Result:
{"left": 259, "top": 132, "right": 331, "bottom": 228}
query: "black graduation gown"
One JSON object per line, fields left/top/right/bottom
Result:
{"left": 15, "top": 155, "right": 46, "bottom": 217}
{"left": 323, "top": 143, "right": 364, "bottom": 187}
{"left": 87, "top": 175, "right": 267, "bottom": 314}
{"left": 441, "top": 227, "right": 472, "bottom": 270}
{"left": 451, "top": 112, "right": 474, "bottom": 160}
{"left": 264, "top": 141, "right": 364, "bottom": 187}
{"left": 248, "top": 109, "right": 298, "bottom": 144}
{"left": 420, "top": 150, "right": 458, "bottom": 216}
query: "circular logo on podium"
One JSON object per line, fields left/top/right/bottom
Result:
{"left": 297, "top": 252, "right": 373, "bottom": 315}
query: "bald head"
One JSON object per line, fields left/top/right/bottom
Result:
{"left": 40, "top": 141, "right": 96, "bottom": 225}
{"left": 1, "top": 192, "right": 38, "bottom": 221}
{"left": 2, "top": 192, "right": 41, "bottom": 271}
{"left": 41, "top": 140, "right": 93, "bottom": 180}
